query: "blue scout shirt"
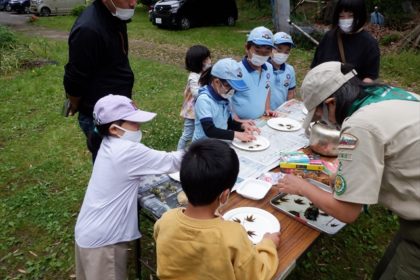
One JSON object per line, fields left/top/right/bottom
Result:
{"left": 231, "top": 58, "right": 272, "bottom": 120}
{"left": 192, "top": 85, "right": 231, "bottom": 142}
{"left": 269, "top": 62, "right": 296, "bottom": 110}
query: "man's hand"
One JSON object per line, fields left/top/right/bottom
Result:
{"left": 67, "top": 95, "right": 81, "bottom": 116}
{"left": 276, "top": 174, "right": 307, "bottom": 196}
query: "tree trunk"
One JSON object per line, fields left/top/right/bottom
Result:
{"left": 274, "top": 0, "right": 291, "bottom": 33}
{"left": 401, "top": 1, "right": 414, "bottom": 14}
{"left": 400, "top": 24, "right": 420, "bottom": 51}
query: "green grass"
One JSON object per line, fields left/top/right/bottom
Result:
{"left": 1, "top": 2, "right": 418, "bottom": 279}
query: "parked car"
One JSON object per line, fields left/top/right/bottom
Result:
{"left": 9, "top": 0, "right": 30, "bottom": 13}
{"left": 0, "top": 0, "right": 11, "bottom": 11}
{"left": 30, "top": 0, "right": 84, "bottom": 16}
{"left": 139, "top": 0, "right": 158, "bottom": 6}
{"left": 150, "top": 0, "right": 238, "bottom": 30}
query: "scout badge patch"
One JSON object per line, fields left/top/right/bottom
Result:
{"left": 334, "top": 174, "right": 346, "bottom": 195}
{"left": 338, "top": 133, "right": 358, "bottom": 150}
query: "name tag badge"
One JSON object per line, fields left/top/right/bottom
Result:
{"left": 338, "top": 153, "right": 352, "bottom": 161}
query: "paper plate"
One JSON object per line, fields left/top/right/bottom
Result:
{"left": 232, "top": 135, "right": 270, "bottom": 151}
{"left": 236, "top": 178, "right": 272, "bottom": 200}
{"left": 168, "top": 172, "right": 180, "bottom": 182}
{"left": 223, "top": 207, "right": 280, "bottom": 244}
{"left": 267, "top": 117, "right": 302, "bottom": 132}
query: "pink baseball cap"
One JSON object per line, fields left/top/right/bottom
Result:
{"left": 93, "top": 94, "right": 156, "bottom": 125}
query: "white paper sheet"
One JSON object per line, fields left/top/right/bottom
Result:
{"left": 233, "top": 100, "right": 310, "bottom": 183}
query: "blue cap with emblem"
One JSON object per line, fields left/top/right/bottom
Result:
{"left": 211, "top": 58, "right": 248, "bottom": 91}
{"left": 273, "top": 32, "right": 295, "bottom": 47}
{"left": 247, "top": 26, "right": 274, "bottom": 47}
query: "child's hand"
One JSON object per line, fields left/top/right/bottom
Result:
{"left": 242, "top": 123, "right": 261, "bottom": 135}
{"left": 263, "top": 232, "right": 281, "bottom": 248}
{"left": 264, "top": 110, "right": 279, "bottom": 117}
{"left": 234, "top": 132, "right": 256, "bottom": 142}
{"left": 235, "top": 118, "right": 255, "bottom": 126}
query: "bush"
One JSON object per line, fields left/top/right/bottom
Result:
{"left": 365, "top": 0, "right": 415, "bottom": 30}
{"left": 0, "top": 26, "right": 17, "bottom": 49}
{"left": 0, "top": 37, "right": 53, "bottom": 75}
{"left": 380, "top": 33, "right": 401, "bottom": 46}
{"left": 71, "top": 4, "right": 86, "bottom": 17}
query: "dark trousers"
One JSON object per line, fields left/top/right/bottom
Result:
{"left": 372, "top": 218, "right": 420, "bottom": 280}
{"left": 78, "top": 113, "right": 102, "bottom": 163}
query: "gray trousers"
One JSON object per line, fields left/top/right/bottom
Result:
{"left": 75, "top": 242, "right": 130, "bottom": 280}
{"left": 373, "top": 218, "right": 420, "bottom": 280}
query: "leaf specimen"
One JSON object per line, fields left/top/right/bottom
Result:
{"left": 233, "top": 218, "right": 241, "bottom": 223}
{"left": 245, "top": 215, "right": 256, "bottom": 222}
{"left": 247, "top": 230, "right": 256, "bottom": 238}
{"left": 294, "top": 198, "right": 305, "bottom": 205}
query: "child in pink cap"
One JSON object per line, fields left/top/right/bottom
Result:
{"left": 74, "top": 94, "right": 183, "bottom": 280}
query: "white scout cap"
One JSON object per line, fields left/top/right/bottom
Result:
{"left": 301, "top": 61, "right": 357, "bottom": 129}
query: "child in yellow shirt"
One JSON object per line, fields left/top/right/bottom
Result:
{"left": 154, "top": 139, "right": 280, "bottom": 280}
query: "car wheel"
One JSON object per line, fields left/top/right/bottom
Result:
{"left": 5, "top": 4, "right": 11, "bottom": 12}
{"left": 40, "top": 7, "right": 50, "bottom": 16}
{"left": 179, "top": 17, "right": 190, "bottom": 30}
{"left": 226, "top": 16, "right": 235, "bottom": 26}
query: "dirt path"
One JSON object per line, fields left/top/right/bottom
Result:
{"left": 0, "top": 12, "right": 239, "bottom": 68}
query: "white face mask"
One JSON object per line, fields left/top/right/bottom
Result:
{"left": 220, "top": 89, "right": 235, "bottom": 99}
{"left": 339, "top": 18, "right": 353, "bottom": 33}
{"left": 202, "top": 63, "right": 212, "bottom": 71}
{"left": 214, "top": 191, "right": 230, "bottom": 217}
{"left": 249, "top": 53, "right": 269, "bottom": 67}
{"left": 218, "top": 82, "right": 235, "bottom": 99}
{"left": 272, "top": 53, "right": 289, "bottom": 65}
{"left": 112, "top": 124, "right": 142, "bottom": 143}
{"left": 109, "top": 0, "right": 135, "bottom": 21}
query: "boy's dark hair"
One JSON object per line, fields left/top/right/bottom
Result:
{"left": 180, "top": 139, "right": 239, "bottom": 206}
{"left": 95, "top": 120, "right": 124, "bottom": 137}
{"left": 332, "top": 0, "right": 367, "bottom": 32}
{"left": 185, "top": 45, "right": 211, "bottom": 74}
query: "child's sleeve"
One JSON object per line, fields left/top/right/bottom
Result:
{"left": 188, "top": 73, "right": 200, "bottom": 98}
{"left": 233, "top": 232, "right": 278, "bottom": 280}
{"left": 125, "top": 145, "right": 184, "bottom": 176}
{"left": 196, "top": 96, "right": 235, "bottom": 140}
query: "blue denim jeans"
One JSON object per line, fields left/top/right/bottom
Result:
{"left": 78, "top": 113, "right": 101, "bottom": 162}
{"left": 177, "top": 118, "right": 195, "bottom": 150}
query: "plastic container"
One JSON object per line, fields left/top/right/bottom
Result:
{"left": 236, "top": 178, "right": 272, "bottom": 200}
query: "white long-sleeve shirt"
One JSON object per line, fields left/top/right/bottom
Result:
{"left": 75, "top": 136, "right": 183, "bottom": 248}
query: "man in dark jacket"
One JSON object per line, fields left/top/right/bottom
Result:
{"left": 64, "top": 0, "right": 136, "bottom": 161}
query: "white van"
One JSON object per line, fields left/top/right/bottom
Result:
{"left": 30, "top": 0, "right": 85, "bottom": 16}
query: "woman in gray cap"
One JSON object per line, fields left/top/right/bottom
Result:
{"left": 278, "top": 61, "right": 420, "bottom": 279}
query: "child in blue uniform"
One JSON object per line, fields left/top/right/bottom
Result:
{"left": 231, "top": 26, "right": 278, "bottom": 120}
{"left": 269, "top": 32, "right": 297, "bottom": 110}
{"left": 177, "top": 45, "right": 211, "bottom": 150}
{"left": 192, "top": 58, "right": 259, "bottom": 142}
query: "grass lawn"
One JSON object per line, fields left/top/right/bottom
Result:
{"left": 1, "top": 1, "right": 418, "bottom": 279}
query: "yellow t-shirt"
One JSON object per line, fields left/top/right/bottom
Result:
{"left": 154, "top": 208, "right": 278, "bottom": 280}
